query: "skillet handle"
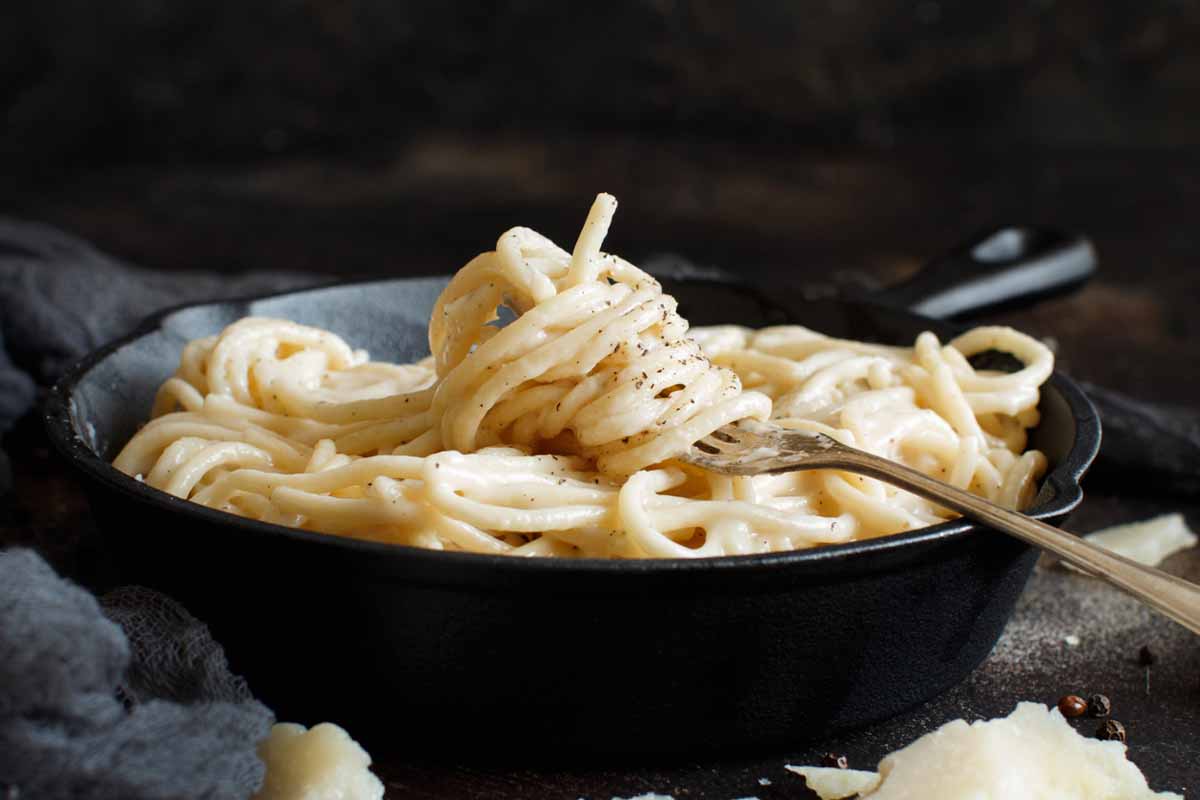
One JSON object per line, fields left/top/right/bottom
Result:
{"left": 875, "top": 226, "right": 1096, "bottom": 319}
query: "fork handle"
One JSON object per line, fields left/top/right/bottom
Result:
{"left": 834, "top": 449, "right": 1200, "bottom": 635}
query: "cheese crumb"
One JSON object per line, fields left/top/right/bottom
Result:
{"left": 253, "top": 721, "right": 384, "bottom": 800}
{"left": 783, "top": 766, "right": 880, "bottom": 799}
{"left": 1080, "top": 513, "right": 1197, "bottom": 567}
{"left": 789, "top": 703, "right": 1181, "bottom": 799}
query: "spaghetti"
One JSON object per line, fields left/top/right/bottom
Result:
{"left": 114, "top": 194, "right": 1052, "bottom": 558}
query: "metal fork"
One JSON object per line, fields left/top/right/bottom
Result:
{"left": 684, "top": 421, "right": 1200, "bottom": 635}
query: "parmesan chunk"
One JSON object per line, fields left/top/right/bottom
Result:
{"left": 1081, "top": 513, "right": 1197, "bottom": 567}
{"left": 783, "top": 766, "right": 880, "bottom": 799}
{"left": 786, "top": 703, "right": 1180, "bottom": 799}
{"left": 253, "top": 721, "right": 384, "bottom": 800}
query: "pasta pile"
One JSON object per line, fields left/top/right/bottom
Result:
{"left": 115, "top": 194, "right": 1053, "bottom": 558}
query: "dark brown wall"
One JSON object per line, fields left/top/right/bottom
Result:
{"left": 3, "top": 0, "right": 1196, "bottom": 173}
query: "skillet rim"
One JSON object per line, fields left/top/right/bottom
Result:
{"left": 43, "top": 274, "right": 1102, "bottom": 576}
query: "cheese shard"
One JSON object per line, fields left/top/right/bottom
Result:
{"left": 253, "top": 721, "right": 384, "bottom": 800}
{"left": 783, "top": 766, "right": 880, "bottom": 799}
{"left": 1081, "top": 513, "right": 1198, "bottom": 568}
{"left": 813, "top": 703, "right": 1180, "bottom": 799}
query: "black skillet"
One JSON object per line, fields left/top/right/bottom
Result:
{"left": 45, "top": 227, "right": 1099, "bottom": 761}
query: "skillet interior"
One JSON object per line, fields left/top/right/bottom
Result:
{"left": 46, "top": 276, "right": 1099, "bottom": 759}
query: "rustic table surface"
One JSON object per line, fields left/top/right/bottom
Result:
{"left": 2, "top": 137, "right": 1197, "bottom": 797}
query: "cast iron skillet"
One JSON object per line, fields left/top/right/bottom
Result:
{"left": 45, "top": 227, "right": 1100, "bottom": 760}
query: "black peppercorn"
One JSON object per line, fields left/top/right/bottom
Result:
{"left": 819, "top": 752, "right": 849, "bottom": 769}
{"left": 1138, "top": 645, "right": 1157, "bottom": 666}
{"left": 1057, "top": 694, "right": 1088, "bottom": 718}
{"left": 1088, "top": 693, "right": 1112, "bottom": 718}
{"left": 1097, "top": 719, "right": 1127, "bottom": 743}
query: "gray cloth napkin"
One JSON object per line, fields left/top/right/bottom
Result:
{"left": 0, "top": 548, "right": 273, "bottom": 799}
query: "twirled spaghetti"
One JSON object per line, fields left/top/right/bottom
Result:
{"left": 114, "top": 194, "right": 1052, "bottom": 558}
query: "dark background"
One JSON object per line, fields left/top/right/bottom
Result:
{"left": 0, "top": 1, "right": 1196, "bottom": 276}
{"left": 3, "top": 3, "right": 1198, "bottom": 797}
{"left": 5, "top": 1, "right": 1198, "bottom": 162}
{"left": 4, "top": 0, "right": 1198, "bottom": 401}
